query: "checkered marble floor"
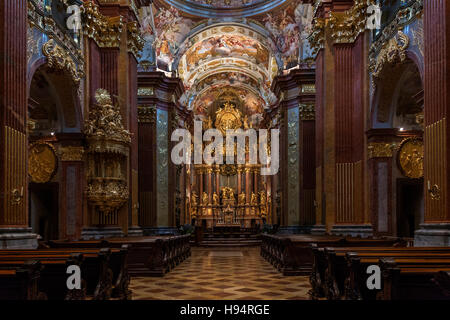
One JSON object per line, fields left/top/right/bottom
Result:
{"left": 130, "top": 247, "right": 311, "bottom": 300}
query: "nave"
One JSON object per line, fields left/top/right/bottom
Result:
{"left": 130, "top": 247, "right": 310, "bottom": 300}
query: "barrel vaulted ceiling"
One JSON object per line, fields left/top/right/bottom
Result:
{"left": 138, "top": 0, "right": 315, "bottom": 117}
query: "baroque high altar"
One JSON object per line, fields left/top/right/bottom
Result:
{"left": 188, "top": 103, "right": 271, "bottom": 228}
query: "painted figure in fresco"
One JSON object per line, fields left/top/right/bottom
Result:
{"left": 141, "top": 6, "right": 193, "bottom": 71}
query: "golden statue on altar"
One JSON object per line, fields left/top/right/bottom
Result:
{"left": 221, "top": 187, "right": 235, "bottom": 201}
{"left": 190, "top": 191, "right": 198, "bottom": 217}
{"left": 202, "top": 192, "right": 209, "bottom": 206}
{"left": 238, "top": 192, "right": 246, "bottom": 206}
{"left": 212, "top": 192, "right": 220, "bottom": 206}
{"left": 259, "top": 191, "right": 267, "bottom": 205}
{"left": 250, "top": 192, "right": 258, "bottom": 206}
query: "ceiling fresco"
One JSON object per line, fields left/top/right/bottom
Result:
{"left": 161, "top": 0, "right": 289, "bottom": 18}
{"left": 138, "top": 0, "right": 315, "bottom": 116}
{"left": 184, "top": 34, "right": 270, "bottom": 71}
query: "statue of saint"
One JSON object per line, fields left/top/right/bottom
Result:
{"left": 251, "top": 192, "right": 258, "bottom": 205}
{"left": 259, "top": 191, "right": 267, "bottom": 205}
{"left": 191, "top": 192, "right": 198, "bottom": 207}
{"left": 238, "top": 192, "right": 246, "bottom": 206}
{"left": 228, "top": 187, "right": 235, "bottom": 200}
{"left": 212, "top": 192, "right": 220, "bottom": 206}
{"left": 202, "top": 192, "right": 209, "bottom": 206}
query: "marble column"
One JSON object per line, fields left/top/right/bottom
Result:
{"left": 237, "top": 166, "right": 242, "bottom": 194}
{"left": 137, "top": 71, "right": 184, "bottom": 235}
{"left": 0, "top": 0, "right": 38, "bottom": 248}
{"left": 271, "top": 68, "right": 316, "bottom": 234}
{"left": 245, "top": 166, "right": 251, "bottom": 205}
{"left": 415, "top": 0, "right": 450, "bottom": 246}
{"left": 207, "top": 167, "right": 213, "bottom": 204}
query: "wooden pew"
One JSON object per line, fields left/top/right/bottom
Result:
{"left": 0, "top": 253, "right": 86, "bottom": 300}
{"left": 0, "top": 248, "right": 117, "bottom": 300}
{"left": 378, "top": 257, "right": 450, "bottom": 300}
{"left": 261, "top": 234, "right": 405, "bottom": 276}
{"left": 320, "top": 248, "right": 450, "bottom": 300}
{"left": 0, "top": 260, "right": 46, "bottom": 300}
{"left": 48, "top": 235, "right": 191, "bottom": 277}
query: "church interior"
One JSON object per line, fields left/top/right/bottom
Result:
{"left": 1, "top": 0, "right": 450, "bottom": 302}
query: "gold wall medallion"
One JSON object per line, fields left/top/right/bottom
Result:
{"left": 28, "top": 142, "right": 58, "bottom": 183}
{"left": 397, "top": 138, "right": 424, "bottom": 179}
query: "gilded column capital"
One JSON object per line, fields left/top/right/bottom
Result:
{"left": 299, "top": 104, "right": 315, "bottom": 121}
{"left": 81, "top": 1, "right": 124, "bottom": 48}
{"left": 127, "top": 21, "right": 145, "bottom": 60}
{"left": 328, "top": 0, "right": 374, "bottom": 44}
{"left": 138, "top": 105, "right": 156, "bottom": 124}
{"left": 309, "top": 18, "right": 325, "bottom": 56}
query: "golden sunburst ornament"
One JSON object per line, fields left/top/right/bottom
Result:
{"left": 214, "top": 102, "right": 242, "bottom": 134}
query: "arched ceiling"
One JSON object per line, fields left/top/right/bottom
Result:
{"left": 176, "top": 24, "right": 279, "bottom": 110}
{"left": 138, "top": 0, "right": 316, "bottom": 116}
{"left": 157, "top": 0, "right": 289, "bottom": 18}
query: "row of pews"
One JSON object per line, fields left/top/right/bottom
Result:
{"left": 0, "top": 235, "right": 191, "bottom": 300}
{"left": 310, "top": 245, "right": 450, "bottom": 300}
{"left": 49, "top": 235, "right": 191, "bottom": 277}
{"left": 0, "top": 246, "right": 129, "bottom": 300}
{"left": 261, "top": 234, "right": 450, "bottom": 300}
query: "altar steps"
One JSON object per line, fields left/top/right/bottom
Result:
{"left": 198, "top": 233, "right": 261, "bottom": 247}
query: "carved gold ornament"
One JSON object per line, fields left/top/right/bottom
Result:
{"left": 397, "top": 138, "right": 424, "bottom": 179}
{"left": 42, "top": 39, "right": 83, "bottom": 85}
{"left": 308, "top": 18, "right": 325, "bottom": 56}
{"left": 60, "top": 146, "right": 84, "bottom": 161}
{"left": 220, "top": 164, "right": 237, "bottom": 176}
{"left": 368, "top": 142, "right": 397, "bottom": 159}
{"left": 81, "top": 1, "right": 123, "bottom": 48}
{"left": 215, "top": 102, "right": 243, "bottom": 135}
{"left": 299, "top": 104, "right": 315, "bottom": 120}
{"left": 28, "top": 142, "right": 58, "bottom": 183}
{"left": 369, "top": 31, "right": 409, "bottom": 79}
{"left": 138, "top": 105, "right": 156, "bottom": 124}
{"left": 127, "top": 21, "right": 145, "bottom": 59}
{"left": 85, "top": 89, "right": 130, "bottom": 214}
{"left": 328, "top": 0, "right": 374, "bottom": 44}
